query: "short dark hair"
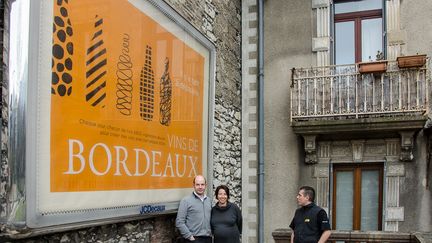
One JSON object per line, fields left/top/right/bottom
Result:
{"left": 299, "top": 186, "right": 315, "bottom": 202}
{"left": 215, "top": 185, "right": 230, "bottom": 200}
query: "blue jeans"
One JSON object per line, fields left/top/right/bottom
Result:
{"left": 185, "top": 236, "right": 212, "bottom": 243}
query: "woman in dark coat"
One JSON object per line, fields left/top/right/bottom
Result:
{"left": 211, "top": 185, "right": 242, "bottom": 243}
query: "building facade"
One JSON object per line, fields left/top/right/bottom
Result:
{"left": 264, "top": 0, "right": 432, "bottom": 242}
{"left": 1, "top": 0, "right": 431, "bottom": 243}
{"left": 0, "top": 0, "right": 247, "bottom": 242}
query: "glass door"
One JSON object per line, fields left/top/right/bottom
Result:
{"left": 332, "top": 163, "right": 383, "bottom": 231}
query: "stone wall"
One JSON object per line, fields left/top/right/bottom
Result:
{"left": 1, "top": 0, "right": 9, "bottom": 220}
{"left": 0, "top": 0, "right": 242, "bottom": 242}
{"left": 1, "top": 215, "right": 176, "bottom": 243}
{"left": 164, "top": 0, "right": 242, "bottom": 204}
{"left": 213, "top": 101, "right": 242, "bottom": 205}
{"left": 164, "top": 0, "right": 242, "bottom": 106}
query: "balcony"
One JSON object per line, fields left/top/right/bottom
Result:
{"left": 291, "top": 58, "right": 430, "bottom": 122}
{"left": 290, "top": 59, "right": 430, "bottom": 163}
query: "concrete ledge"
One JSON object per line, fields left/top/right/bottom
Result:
{"left": 272, "top": 228, "right": 428, "bottom": 243}
{"left": 414, "top": 232, "right": 432, "bottom": 243}
{"left": 292, "top": 115, "right": 427, "bottom": 135}
{"left": 387, "top": 30, "right": 407, "bottom": 45}
{"left": 312, "top": 37, "right": 330, "bottom": 52}
{"left": 312, "top": 0, "right": 330, "bottom": 8}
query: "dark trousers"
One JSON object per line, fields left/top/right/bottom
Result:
{"left": 185, "top": 236, "right": 212, "bottom": 243}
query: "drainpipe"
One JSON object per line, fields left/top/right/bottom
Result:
{"left": 382, "top": 0, "right": 387, "bottom": 59}
{"left": 257, "top": 0, "right": 264, "bottom": 242}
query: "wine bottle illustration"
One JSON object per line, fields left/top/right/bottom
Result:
{"left": 139, "top": 45, "right": 155, "bottom": 121}
{"left": 159, "top": 58, "right": 172, "bottom": 126}
{"left": 85, "top": 15, "right": 107, "bottom": 107}
{"left": 52, "top": 0, "right": 74, "bottom": 97}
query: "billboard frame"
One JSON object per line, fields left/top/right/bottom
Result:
{"left": 19, "top": 0, "right": 216, "bottom": 229}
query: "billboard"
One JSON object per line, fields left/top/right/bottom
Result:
{"left": 25, "top": 0, "right": 215, "bottom": 227}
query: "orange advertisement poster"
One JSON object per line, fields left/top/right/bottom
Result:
{"left": 50, "top": 0, "right": 206, "bottom": 192}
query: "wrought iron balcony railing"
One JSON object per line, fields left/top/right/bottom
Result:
{"left": 290, "top": 59, "right": 430, "bottom": 123}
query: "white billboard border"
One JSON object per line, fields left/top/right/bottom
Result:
{"left": 24, "top": 0, "right": 216, "bottom": 229}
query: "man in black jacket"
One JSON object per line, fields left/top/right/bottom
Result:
{"left": 289, "top": 186, "right": 331, "bottom": 243}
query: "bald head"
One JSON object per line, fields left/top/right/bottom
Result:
{"left": 193, "top": 175, "right": 207, "bottom": 196}
{"left": 193, "top": 175, "right": 206, "bottom": 184}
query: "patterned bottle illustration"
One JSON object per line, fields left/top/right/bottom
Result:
{"left": 159, "top": 58, "right": 172, "bottom": 126}
{"left": 115, "top": 33, "right": 133, "bottom": 115}
{"left": 52, "top": 0, "right": 74, "bottom": 97}
{"left": 139, "top": 45, "right": 155, "bottom": 121}
{"left": 85, "top": 15, "right": 107, "bottom": 107}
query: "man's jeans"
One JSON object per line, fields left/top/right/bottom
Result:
{"left": 185, "top": 236, "right": 212, "bottom": 243}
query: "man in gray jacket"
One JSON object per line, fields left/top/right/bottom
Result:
{"left": 176, "top": 175, "right": 212, "bottom": 242}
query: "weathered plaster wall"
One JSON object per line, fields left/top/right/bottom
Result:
{"left": 263, "top": 0, "right": 313, "bottom": 242}
{"left": 400, "top": 0, "right": 432, "bottom": 58}
{"left": 0, "top": 0, "right": 242, "bottom": 241}
{"left": 400, "top": 131, "right": 431, "bottom": 232}
{"left": 397, "top": 0, "right": 432, "bottom": 232}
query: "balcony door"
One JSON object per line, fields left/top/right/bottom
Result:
{"left": 332, "top": 163, "right": 383, "bottom": 231}
{"left": 334, "top": 0, "right": 384, "bottom": 64}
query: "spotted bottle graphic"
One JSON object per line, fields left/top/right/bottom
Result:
{"left": 52, "top": 0, "right": 73, "bottom": 97}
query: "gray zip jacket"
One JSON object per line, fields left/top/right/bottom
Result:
{"left": 176, "top": 192, "right": 212, "bottom": 239}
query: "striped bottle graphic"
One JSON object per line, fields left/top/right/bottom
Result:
{"left": 85, "top": 15, "right": 107, "bottom": 107}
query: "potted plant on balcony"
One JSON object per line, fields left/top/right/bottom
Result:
{"left": 358, "top": 60, "right": 388, "bottom": 73}
{"left": 396, "top": 54, "right": 427, "bottom": 68}
{"left": 358, "top": 51, "right": 387, "bottom": 74}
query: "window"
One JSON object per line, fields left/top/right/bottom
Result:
{"left": 332, "top": 163, "right": 383, "bottom": 230}
{"left": 334, "top": 0, "right": 384, "bottom": 65}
